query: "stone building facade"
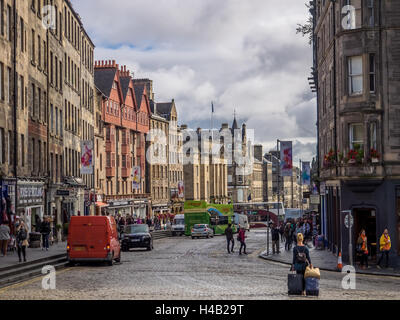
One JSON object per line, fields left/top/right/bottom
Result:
{"left": 312, "top": 0, "right": 400, "bottom": 265}
{"left": 227, "top": 117, "right": 252, "bottom": 204}
{"left": 0, "top": 0, "right": 95, "bottom": 233}
{"left": 182, "top": 126, "right": 229, "bottom": 204}
{"left": 94, "top": 61, "right": 151, "bottom": 219}
{"left": 146, "top": 101, "right": 170, "bottom": 218}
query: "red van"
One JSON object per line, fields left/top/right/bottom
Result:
{"left": 67, "top": 216, "right": 121, "bottom": 266}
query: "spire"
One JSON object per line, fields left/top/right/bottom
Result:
{"left": 232, "top": 109, "right": 239, "bottom": 130}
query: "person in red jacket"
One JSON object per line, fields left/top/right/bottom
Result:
{"left": 238, "top": 227, "right": 247, "bottom": 255}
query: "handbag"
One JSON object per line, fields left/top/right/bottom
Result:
{"left": 305, "top": 266, "right": 321, "bottom": 279}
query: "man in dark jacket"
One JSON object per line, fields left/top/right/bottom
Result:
{"left": 272, "top": 224, "right": 281, "bottom": 254}
{"left": 224, "top": 224, "right": 234, "bottom": 253}
{"left": 40, "top": 217, "right": 51, "bottom": 251}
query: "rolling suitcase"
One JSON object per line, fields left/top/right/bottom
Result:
{"left": 305, "top": 277, "right": 320, "bottom": 296}
{"left": 288, "top": 272, "right": 304, "bottom": 295}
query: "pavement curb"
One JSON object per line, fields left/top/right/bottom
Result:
{"left": 258, "top": 252, "right": 400, "bottom": 278}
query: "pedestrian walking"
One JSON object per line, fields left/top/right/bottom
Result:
{"left": 272, "top": 224, "right": 281, "bottom": 254}
{"left": 279, "top": 223, "right": 285, "bottom": 243}
{"left": 284, "top": 221, "right": 292, "bottom": 251}
{"left": 224, "top": 223, "right": 234, "bottom": 253}
{"left": 357, "top": 229, "right": 369, "bottom": 269}
{"left": 16, "top": 221, "right": 29, "bottom": 263}
{"left": 238, "top": 227, "right": 247, "bottom": 255}
{"left": 291, "top": 233, "right": 312, "bottom": 296}
{"left": 40, "top": 217, "right": 51, "bottom": 251}
{"left": 377, "top": 228, "right": 391, "bottom": 269}
{"left": 35, "top": 214, "right": 42, "bottom": 233}
{"left": 0, "top": 222, "right": 10, "bottom": 257}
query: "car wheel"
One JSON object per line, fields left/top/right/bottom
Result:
{"left": 206, "top": 235, "right": 209, "bottom": 239}
{"left": 147, "top": 245, "right": 152, "bottom": 251}
{"left": 122, "top": 246, "right": 128, "bottom": 252}
{"left": 67, "top": 261, "right": 75, "bottom": 267}
{"left": 191, "top": 236, "right": 194, "bottom": 239}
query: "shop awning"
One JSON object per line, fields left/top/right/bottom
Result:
{"left": 96, "top": 202, "right": 109, "bottom": 208}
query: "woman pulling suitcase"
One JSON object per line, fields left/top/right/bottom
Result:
{"left": 290, "top": 233, "right": 312, "bottom": 296}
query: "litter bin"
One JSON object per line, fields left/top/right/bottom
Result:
{"left": 29, "top": 232, "right": 41, "bottom": 248}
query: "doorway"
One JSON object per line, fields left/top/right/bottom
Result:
{"left": 354, "top": 208, "right": 377, "bottom": 263}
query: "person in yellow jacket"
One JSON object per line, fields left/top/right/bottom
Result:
{"left": 377, "top": 228, "right": 391, "bottom": 268}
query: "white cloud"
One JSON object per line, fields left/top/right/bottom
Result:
{"left": 72, "top": 0, "right": 316, "bottom": 161}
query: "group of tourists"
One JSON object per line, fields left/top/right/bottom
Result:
{"left": 0, "top": 215, "right": 53, "bottom": 263}
{"left": 282, "top": 218, "right": 315, "bottom": 252}
{"left": 357, "top": 228, "right": 391, "bottom": 269}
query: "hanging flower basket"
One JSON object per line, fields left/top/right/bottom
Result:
{"left": 346, "top": 147, "right": 364, "bottom": 165}
{"left": 370, "top": 149, "right": 380, "bottom": 163}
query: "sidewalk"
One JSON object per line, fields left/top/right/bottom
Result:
{"left": 0, "top": 241, "right": 67, "bottom": 271}
{"left": 259, "top": 240, "right": 400, "bottom": 277}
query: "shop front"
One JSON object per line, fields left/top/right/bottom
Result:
{"left": 0, "top": 179, "right": 16, "bottom": 232}
{"left": 16, "top": 181, "right": 45, "bottom": 233}
{"left": 323, "top": 178, "right": 400, "bottom": 268}
{"left": 105, "top": 199, "right": 134, "bottom": 217}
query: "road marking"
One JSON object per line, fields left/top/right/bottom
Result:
{"left": 0, "top": 267, "right": 75, "bottom": 294}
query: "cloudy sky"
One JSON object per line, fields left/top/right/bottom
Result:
{"left": 71, "top": 0, "right": 317, "bottom": 163}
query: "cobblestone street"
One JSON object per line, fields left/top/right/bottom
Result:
{"left": 1, "top": 229, "right": 399, "bottom": 300}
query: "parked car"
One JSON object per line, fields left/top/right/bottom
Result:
{"left": 121, "top": 224, "right": 153, "bottom": 251}
{"left": 191, "top": 224, "right": 214, "bottom": 239}
{"left": 67, "top": 216, "right": 121, "bottom": 266}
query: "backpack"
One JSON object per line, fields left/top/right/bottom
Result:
{"left": 17, "top": 228, "right": 27, "bottom": 242}
{"left": 296, "top": 246, "right": 308, "bottom": 263}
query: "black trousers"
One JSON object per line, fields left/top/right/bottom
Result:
{"left": 378, "top": 250, "right": 389, "bottom": 267}
{"left": 239, "top": 241, "right": 246, "bottom": 254}
{"left": 360, "top": 252, "right": 368, "bottom": 267}
{"left": 17, "top": 245, "right": 26, "bottom": 261}
{"left": 226, "top": 238, "right": 234, "bottom": 253}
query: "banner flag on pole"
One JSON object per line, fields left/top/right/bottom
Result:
{"left": 302, "top": 161, "right": 311, "bottom": 185}
{"left": 280, "top": 141, "right": 293, "bottom": 177}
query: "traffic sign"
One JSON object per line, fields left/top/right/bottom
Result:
{"left": 344, "top": 213, "right": 354, "bottom": 229}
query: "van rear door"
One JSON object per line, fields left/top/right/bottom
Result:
{"left": 70, "top": 220, "right": 108, "bottom": 259}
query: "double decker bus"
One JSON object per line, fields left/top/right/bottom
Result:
{"left": 233, "top": 202, "right": 285, "bottom": 228}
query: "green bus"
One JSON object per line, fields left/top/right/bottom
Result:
{"left": 184, "top": 201, "right": 236, "bottom": 236}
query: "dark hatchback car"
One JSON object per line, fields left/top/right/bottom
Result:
{"left": 121, "top": 224, "right": 153, "bottom": 251}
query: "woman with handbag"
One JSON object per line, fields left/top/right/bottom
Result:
{"left": 357, "top": 229, "right": 369, "bottom": 269}
{"left": 292, "top": 233, "right": 312, "bottom": 295}
{"left": 16, "top": 221, "right": 29, "bottom": 262}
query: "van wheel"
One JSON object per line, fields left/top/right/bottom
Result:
{"left": 108, "top": 253, "right": 114, "bottom": 266}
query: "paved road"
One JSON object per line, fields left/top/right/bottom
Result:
{"left": 0, "top": 229, "right": 399, "bottom": 300}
